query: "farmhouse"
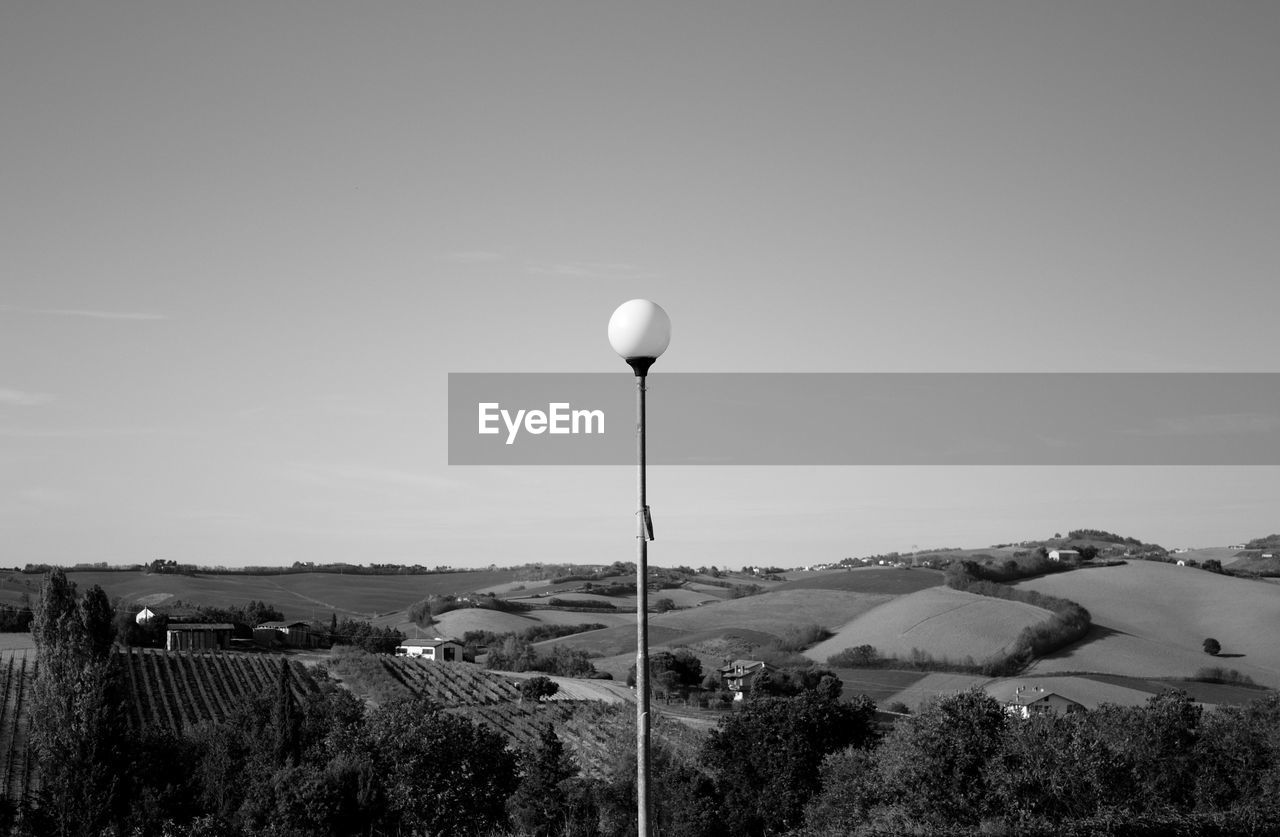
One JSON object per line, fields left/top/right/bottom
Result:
{"left": 395, "top": 637, "right": 463, "bottom": 661}
{"left": 254, "top": 620, "right": 314, "bottom": 648}
{"left": 718, "top": 659, "right": 775, "bottom": 701}
{"left": 165, "top": 623, "right": 233, "bottom": 652}
{"left": 992, "top": 683, "right": 1084, "bottom": 718}
{"left": 1048, "top": 549, "right": 1080, "bottom": 562}
{"left": 984, "top": 677, "right": 1159, "bottom": 716}
{"left": 136, "top": 605, "right": 202, "bottom": 625}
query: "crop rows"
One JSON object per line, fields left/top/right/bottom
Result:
{"left": 121, "top": 648, "right": 319, "bottom": 730}
{"left": 451, "top": 702, "right": 629, "bottom": 777}
{"left": 380, "top": 658, "right": 520, "bottom": 706}
{"left": 0, "top": 652, "right": 36, "bottom": 803}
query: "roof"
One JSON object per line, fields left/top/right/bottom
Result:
{"left": 398, "top": 637, "right": 461, "bottom": 647}
{"left": 984, "top": 676, "right": 1153, "bottom": 709}
{"left": 256, "top": 621, "right": 309, "bottom": 629}
{"left": 139, "top": 606, "right": 204, "bottom": 621}
{"left": 718, "top": 659, "right": 768, "bottom": 673}
{"left": 167, "top": 623, "right": 235, "bottom": 631}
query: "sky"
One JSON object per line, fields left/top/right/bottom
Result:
{"left": 2, "top": 1, "right": 1279, "bottom": 569}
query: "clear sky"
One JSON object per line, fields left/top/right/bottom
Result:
{"left": 3, "top": 1, "right": 1278, "bottom": 569}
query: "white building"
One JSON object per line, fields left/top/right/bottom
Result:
{"left": 396, "top": 637, "right": 463, "bottom": 661}
{"left": 991, "top": 683, "right": 1085, "bottom": 718}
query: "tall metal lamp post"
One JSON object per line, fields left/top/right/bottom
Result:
{"left": 607, "top": 299, "right": 671, "bottom": 837}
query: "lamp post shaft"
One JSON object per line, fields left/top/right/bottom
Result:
{"left": 635, "top": 372, "right": 651, "bottom": 837}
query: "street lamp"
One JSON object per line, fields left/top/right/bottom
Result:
{"left": 607, "top": 299, "right": 670, "bottom": 837}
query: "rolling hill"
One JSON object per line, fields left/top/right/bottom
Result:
{"left": 1012, "top": 561, "right": 1280, "bottom": 687}
{"left": 804, "top": 586, "right": 1054, "bottom": 664}
{"left": 1, "top": 568, "right": 536, "bottom": 621}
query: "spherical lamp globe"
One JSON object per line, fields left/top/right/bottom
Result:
{"left": 608, "top": 300, "right": 671, "bottom": 375}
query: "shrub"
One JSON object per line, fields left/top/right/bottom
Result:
{"left": 519, "top": 676, "right": 559, "bottom": 703}
{"left": 771, "top": 622, "right": 834, "bottom": 653}
{"left": 827, "top": 644, "right": 881, "bottom": 668}
{"left": 1191, "top": 666, "right": 1255, "bottom": 686}
{"left": 1203, "top": 638, "right": 1222, "bottom": 656}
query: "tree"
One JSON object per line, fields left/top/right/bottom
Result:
{"left": 702, "top": 691, "right": 877, "bottom": 835}
{"left": 80, "top": 585, "right": 116, "bottom": 660}
{"left": 520, "top": 676, "right": 560, "bottom": 703}
{"left": 1204, "top": 637, "right": 1222, "bottom": 656}
{"left": 486, "top": 634, "right": 538, "bottom": 672}
{"left": 358, "top": 697, "right": 517, "bottom": 835}
{"left": 29, "top": 569, "right": 130, "bottom": 835}
{"left": 862, "top": 688, "right": 1008, "bottom": 827}
{"left": 272, "top": 659, "right": 302, "bottom": 765}
{"left": 507, "top": 726, "right": 579, "bottom": 837}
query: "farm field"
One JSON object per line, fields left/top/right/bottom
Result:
{"left": 805, "top": 586, "right": 1053, "bottom": 664}
{"left": 828, "top": 668, "right": 929, "bottom": 706}
{"left": 771, "top": 566, "right": 943, "bottom": 595}
{"left": 1013, "top": 561, "right": 1280, "bottom": 687}
{"left": 366, "top": 658, "right": 650, "bottom": 777}
{"left": 117, "top": 648, "right": 319, "bottom": 729}
{"left": 1227, "top": 552, "right": 1280, "bottom": 575}
{"left": 654, "top": 589, "right": 892, "bottom": 636}
{"left": 1176, "top": 547, "right": 1247, "bottom": 564}
{"left": 0, "top": 635, "right": 34, "bottom": 653}
{"left": 5, "top": 568, "right": 532, "bottom": 621}
{"left": 538, "top": 589, "right": 893, "bottom": 672}
{"left": 0, "top": 653, "right": 36, "bottom": 802}
{"left": 878, "top": 672, "right": 992, "bottom": 712}
{"left": 405, "top": 607, "right": 634, "bottom": 642}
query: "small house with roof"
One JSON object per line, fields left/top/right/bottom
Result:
{"left": 395, "top": 637, "right": 464, "bottom": 661}
{"left": 718, "top": 659, "right": 775, "bottom": 701}
{"left": 990, "top": 683, "right": 1085, "bottom": 718}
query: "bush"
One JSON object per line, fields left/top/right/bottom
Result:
{"left": 771, "top": 623, "right": 834, "bottom": 653}
{"left": 546, "top": 598, "right": 615, "bottom": 609}
{"left": 1203, "top": 638, "right": 1222, "bottom": 656}
{"left": 1191, "top": 666, "right": 1255, "bottom": 686}
{"left": 827, "top": 644, "right": 881, "bottom": 668}
{"left": 519, "top": 676, "right": 559, "bottom": 703}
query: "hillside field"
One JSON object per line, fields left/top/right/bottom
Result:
{"left": 805, "top": 586, "right": 1054, "bottom": 664}
{"left": 1013, "top": 561, "right": 1280, "bottom": 687}
{"left": 1, "top": 568, "right": 535, "bottom": 621}
{"left": 771, "top": 567, "right": 943, "bottom": 595}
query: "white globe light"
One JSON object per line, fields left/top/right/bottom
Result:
{"left": 608, "top": 299, "right": 671, "bottom": 362}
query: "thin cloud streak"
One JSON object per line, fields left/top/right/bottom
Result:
{"left": 0, "top": 304, "right": 168, "bottom": 321}
{"left": 1125, "top": 413, "right": 1280, "bottom": 437}
{"left": 526, "top": 262, "right": 658, "bottom": 280}
{"left": 277, "top": 462, "right": 461, "bottom": 492}
{"left": 0, "top": 425, "right": 185, "bottom": 438}
{"left": 0, "top": 388, "right": 52, "bottom": 407}
{"left": 440, "top": 251, "right": 504, "bottom": 264}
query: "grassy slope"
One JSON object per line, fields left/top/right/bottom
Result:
{"left": 1012, "top": 561, "right": 1280, "bottom": 687}
{"left": 771, "top": 567, "right": 944, "bottom": 595}
{"left": 530, "top": 589, "right": 892, "bottom": 681}
{"left": 10, "top": 569, "right": 529, "bottom": 621}
{"left": 1227, "top": 553, "right": 1280, "bottom": 575}
{"left": 805, "top": 586, "right": 1053, "bottom": 663}
{"left": 878, "top": 672, "right": 992, "bottom": 712}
